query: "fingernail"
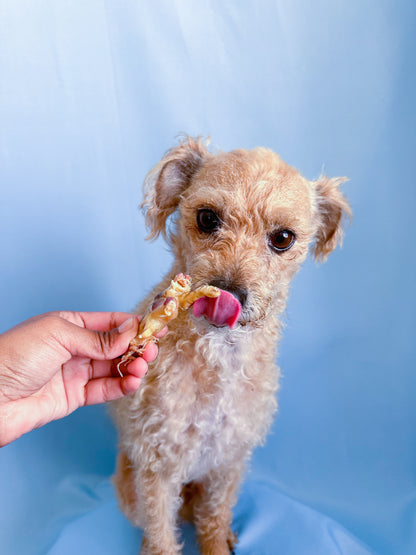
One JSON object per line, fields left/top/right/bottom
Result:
{"left": 118, "top": 317, "right": 135, "bottom": 334}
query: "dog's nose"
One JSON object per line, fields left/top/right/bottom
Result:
{"left": 209, "top": 279, "right": 248, "bottom": 308}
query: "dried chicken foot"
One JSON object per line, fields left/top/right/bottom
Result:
{"left": 116, "top": 274, "right": 219, "bottom": 376}
{"left": 176, "top": 286, "right": 220, "bottom": 310}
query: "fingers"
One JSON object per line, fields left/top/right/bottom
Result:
{"left": 84, "top": 374, "right": 142, "bottom": 405}
{"left": 57, "top": 311, "right": 137, "bottom": 332}
{"left": 83, "top": 354, "right": 149, "bottom": 406}
{"left": 90, "top": 354, "right": 149, "bottom": 381}
{"left": 141, "top": 340, "right": 159, "bottom": 362}
{"left": 88, "top": 334, "right": 159, "bottom": 380}
{"left": 55, "top": 315, "right": 140, "bottom": 361}
{"left": 53, "top": 311, "right": 164, "bottom": 403}
{"left": 49, "top": 311, "right": 167, "bottom": 365}
{"left": 122, "top": 355, "right": 149, "bottom": 378}
{"left": 56, "top": 312, "right": 163, "bottom": 361}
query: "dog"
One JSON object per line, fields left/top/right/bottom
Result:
{"left": 111, "top": 136, "right": 351, "bottom": 554}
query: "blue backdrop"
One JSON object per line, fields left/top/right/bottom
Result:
{"left": 0, "top": 1, "right": 415, "bottom": 554}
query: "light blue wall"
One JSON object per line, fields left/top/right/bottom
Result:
{"left": 0, "top": 2, "right": 415, "bottom": 554}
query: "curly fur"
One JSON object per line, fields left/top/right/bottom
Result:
{"left": 112, "top": 136, "right": 351, "bottom": 554}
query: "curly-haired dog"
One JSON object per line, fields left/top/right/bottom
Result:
{"left": 112, "top": 137, "right": 351, "bottom": 554}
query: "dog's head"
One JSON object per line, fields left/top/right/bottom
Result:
{"left": 142, "top": 136, "right": 351, "bottom": 329}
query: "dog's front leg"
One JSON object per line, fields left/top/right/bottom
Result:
{"left": 138, "top": 469, "right": 183, "bottom": 555}
{"left": 193, "top": 463, "right": 244, "bottom": 555}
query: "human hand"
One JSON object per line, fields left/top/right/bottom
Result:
{"left": 0, "top": 311, "right": 161, "bottom": 446}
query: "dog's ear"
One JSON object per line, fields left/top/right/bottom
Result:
{"left": 142, "top": 136, "right": 211, "bottom": 240}
{"left": 311, "top": 176, "right": 352, "bottom": 262}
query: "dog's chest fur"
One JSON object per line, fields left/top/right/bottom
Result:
{"left": 112, "top": 330, "right": 277, "bottom": 530}
{"left": 116, "top": 322, "right": 279, "bottom": 483}
{"left": 182, "top": 333, "right": 255, "bottom": 481}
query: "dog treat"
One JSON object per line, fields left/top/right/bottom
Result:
{"left": 117, "top": 273, "right": 220, "bottom": 376}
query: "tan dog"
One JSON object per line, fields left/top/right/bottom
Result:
{"left": 112, "top": 137, "right": 351, "bottom": 554}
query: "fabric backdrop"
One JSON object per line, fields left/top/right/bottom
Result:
{"left": 0, "top": 1, "right": 415, "bottom": 554}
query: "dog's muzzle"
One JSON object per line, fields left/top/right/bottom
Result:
{"left": 208, "top": 278, "right": 248, "bottom": 309}
{"left": 192, "top": 280, "right": 243, "bottom": 329}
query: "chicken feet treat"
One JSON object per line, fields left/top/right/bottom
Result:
{"left": 117, "top": 274, "right": 220, "bottom": 375}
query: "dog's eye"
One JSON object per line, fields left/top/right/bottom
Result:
{"left": 197, "top": 208, "right": 221, "bottom": 233}
{"left": 269, "top": 229, "right": 295, "bottom": 252}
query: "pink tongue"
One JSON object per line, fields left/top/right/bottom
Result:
{"left": 193, "top": 290, "right": 242, "bottom": 329}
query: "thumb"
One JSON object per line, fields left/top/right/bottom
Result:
{"left": 62, "top": 316, "right": 139, "bottom": 360}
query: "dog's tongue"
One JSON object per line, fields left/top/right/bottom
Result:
{"left": 193, "top": 290, "right": 241, "bottom": 329}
